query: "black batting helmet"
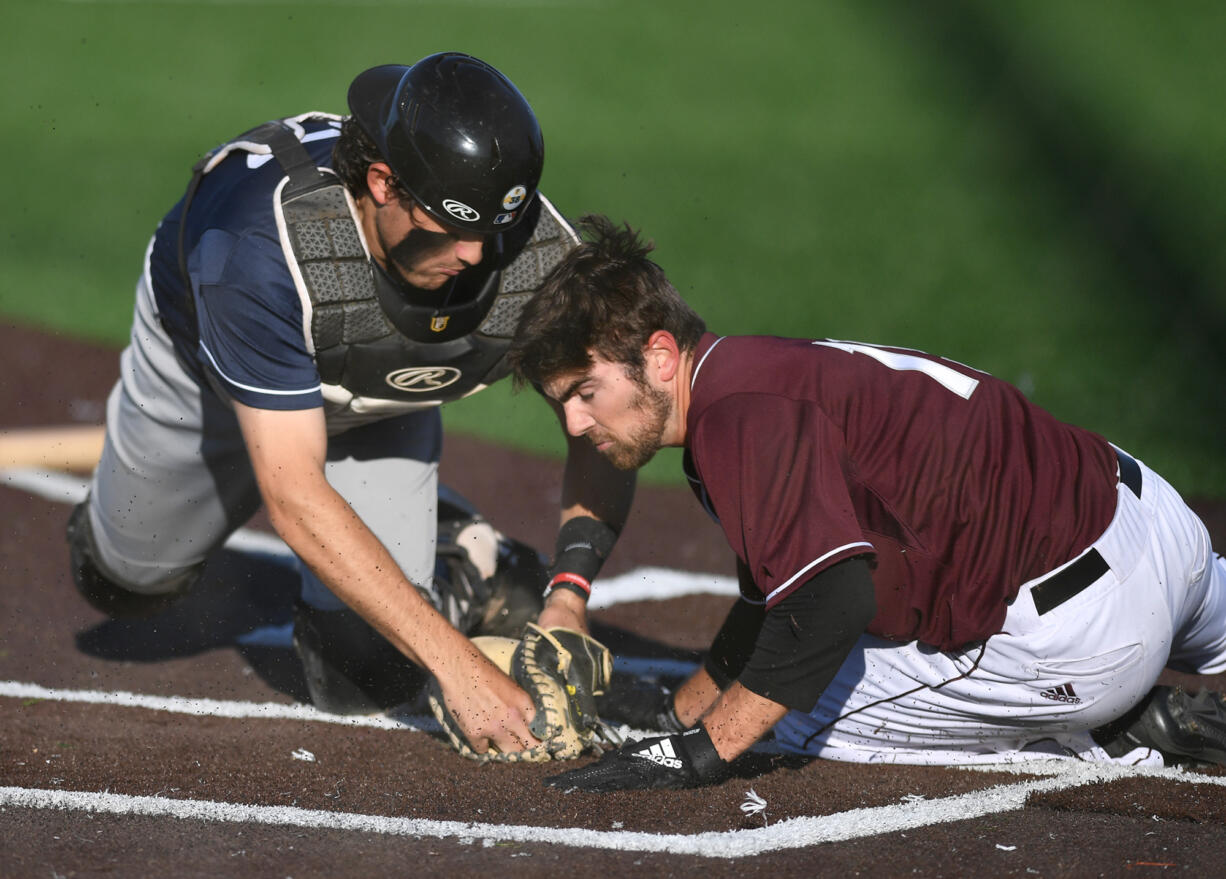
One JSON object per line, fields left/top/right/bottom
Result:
{"left": 347, "top": 52, "right": 544, "bottom": 235}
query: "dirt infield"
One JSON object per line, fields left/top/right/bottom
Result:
{"left": 2, "top": 322, "right": 1225, "bottom": 878}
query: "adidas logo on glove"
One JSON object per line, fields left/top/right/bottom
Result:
{"left": 631, "top": 738, "right": 683, "bottom": 770}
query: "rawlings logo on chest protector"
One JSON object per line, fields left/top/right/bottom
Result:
{"left": 386, "top": 366, "right": 463, "bottom": 392}
{"left": 251, "top": 119, "right": 579, "bottom": 417}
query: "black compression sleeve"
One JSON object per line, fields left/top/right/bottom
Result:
{"left": 549, "top": 516, "right": 618, "bottom": 582}
{"left": 703, "top": 559, "right": 766, "bottom": 689}
{"left": 737, "top": 557, "right": 877, "bottom": 712}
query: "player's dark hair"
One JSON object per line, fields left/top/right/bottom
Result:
{"left": 332, "top": 116, "right": 413, "bottom": 202}
{"left": 509, "top": 214, "right": 706, "bottom": 388}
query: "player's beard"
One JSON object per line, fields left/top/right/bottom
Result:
{"left": 598, "top": 384, "right": 672, "bottom": 470}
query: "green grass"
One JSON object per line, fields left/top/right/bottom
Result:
{"left": 4, "top": 0, "right": 1224, "bottom": 494}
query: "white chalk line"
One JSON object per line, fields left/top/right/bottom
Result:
{"left": 9, "top": 467, "right": 1224, "bottom": 852}
{"left": 5, "top": 680, "right": 1225, "bottom": 857}
{"left": 2, "top": 761, "right": 1222, "bottom": 858}
{"left": 0, "top": 680, "right": 434, "bottom": 731}
{"left": 0, "top": 466, "right": 740, "bottom": 608}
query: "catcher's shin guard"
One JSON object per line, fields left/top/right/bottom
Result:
{"left": 433, "top": 494, "right": 546, "bottom": 638}
{"left": 291, "top": 602, "right": 426, "bottom": 715}
{"left": 66, "top": 501, "right": 200, "bottom": 619}
{"left": 1094, "top": 685, "right": 1226, "bottom": 767}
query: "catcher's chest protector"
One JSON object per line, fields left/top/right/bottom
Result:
{"left": 189, "top": 116, "right": 578, "bottom": 427}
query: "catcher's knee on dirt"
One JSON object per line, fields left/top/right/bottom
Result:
{"left": 292, "top": 601, "right": 426, "bottom": 715}
{"left": 66, "top": 501, "right": 201, "bottom": 619}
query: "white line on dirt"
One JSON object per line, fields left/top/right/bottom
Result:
{"left": 0, "top": 466, "right": 740, "bottom": 603}
{"left": 0, "top": 681, "right": 433, "bottom": 731}
{"left": 2, "top": 762, "right": 1222, "bottom": 857}
{"left": 9, "top": 466, "right": 1222, "bottom": 851}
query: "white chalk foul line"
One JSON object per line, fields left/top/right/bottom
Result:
{"left": 3, "top": 762, "right": 1222, "bottom": 857}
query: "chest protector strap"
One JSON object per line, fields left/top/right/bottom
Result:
{"left": 180, "top": 117, "right": 578, "bottom": 428}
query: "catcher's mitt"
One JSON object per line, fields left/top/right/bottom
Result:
{"left": 428, "top": 624, "right": 621, "bottom": 763}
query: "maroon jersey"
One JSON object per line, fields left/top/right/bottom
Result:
{"left": 684, "top": 333, "right": 1120, "bottom": 649}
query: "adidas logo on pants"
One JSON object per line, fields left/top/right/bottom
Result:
{"left": 1040, "top": 683, "right": 1082, "bottom": 704}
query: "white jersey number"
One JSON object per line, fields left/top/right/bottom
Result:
{"left": 814, "top": 341, "right": 980, "bottom": 400}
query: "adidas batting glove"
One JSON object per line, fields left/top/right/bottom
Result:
{"left": 544, "top": 726, "right": 730, "bottom": 792}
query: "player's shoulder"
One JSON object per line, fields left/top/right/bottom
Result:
{"left": 688, "top": 336, "right": 800, "bottom": 423}
{"left": 691, "top": 334, "right": 817, "bottom": 390}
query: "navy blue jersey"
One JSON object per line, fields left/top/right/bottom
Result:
{"left": 148, "top": 119, "right": 343, "bottom": 410}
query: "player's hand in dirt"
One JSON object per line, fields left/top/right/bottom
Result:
{"left": 544, "top": 727, "right": 730, "bottom": 792}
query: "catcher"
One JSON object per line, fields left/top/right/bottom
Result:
{"left": 64, "top": 53, "right": 635, "bottom": 761}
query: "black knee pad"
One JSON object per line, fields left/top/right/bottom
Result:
{"left": 65, "top": 501, "right": 201, "bottom": 619}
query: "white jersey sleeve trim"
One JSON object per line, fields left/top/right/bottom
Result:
{"left": 200, "top": 341, "right": 322, "bottom": 398}
{"left": 765, "top": 541, "right": 875, "bottom": 604}
{"left": 689, "top": 335, "right": 726, "bottom": 390}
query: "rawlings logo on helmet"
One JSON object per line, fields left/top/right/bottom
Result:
{"left": 442, "top": 199, "right": 480, "bottom": 223}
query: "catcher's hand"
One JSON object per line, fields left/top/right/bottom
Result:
{"left": 429, "top": 624, "right": 621, "bottom": 763}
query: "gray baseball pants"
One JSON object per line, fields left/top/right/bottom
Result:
{"left": 85, "top": 267, "right": 441, "bottom": 611}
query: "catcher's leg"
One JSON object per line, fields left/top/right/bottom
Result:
{"left": 66, "top": 499, "right": 202, "bottom": 618}
{"left": 70, "top": 270, "right": 255, "bottom": 618}
{"left": 292, "top": 412, "right": 441, "bottom": 714}
{"left": 291, "top": 601, "right": 428, "bottom": 714}
{"left": 292, "top": 494, "right": 547, "bottom": 713}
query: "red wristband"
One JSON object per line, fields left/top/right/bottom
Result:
{"left": 546, "top": 572, "right": 592, "bottom": 600}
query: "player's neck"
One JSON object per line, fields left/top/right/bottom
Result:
{"left": 668, "top": 351, "right": 696, "bottom": 447}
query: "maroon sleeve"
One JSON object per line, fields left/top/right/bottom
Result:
{"left": 688, "top": 394, "right": 875, "bottom": 607}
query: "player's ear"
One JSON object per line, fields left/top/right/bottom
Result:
{"left": 645, "top": 331, "right": 681, "bottom": 383}
{"left": 366, "top": 163, "right": 397, "bottom": 206}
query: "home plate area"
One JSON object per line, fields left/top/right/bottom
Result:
{"left": 2, "top": 324, "right": 1225, "bottom": 876}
